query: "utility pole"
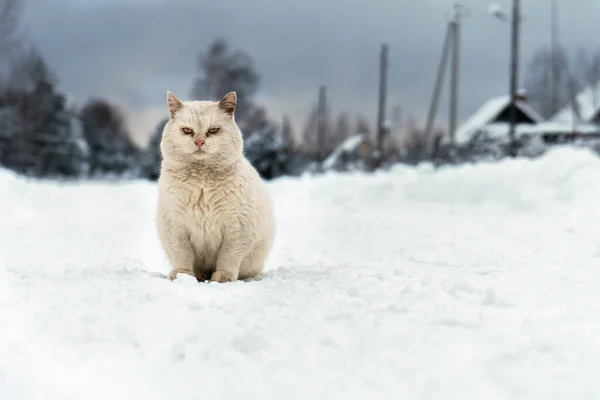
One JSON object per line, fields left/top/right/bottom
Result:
{"left": 316, "top": 85, "right": 327, "bottom": 163}
{"left": 550, "top": 0, "right": 559, "bottom": 116}
{"left": 424, "top": 4, "right": 467, "bottom": 153}
{"left": 424, "top": 23, "right": 453, "bottom": 150}
{"left": 448, "top": 4, "right": 463, "bottom": 145}
{"left": 375, "top": 43, "right": 389, "bottom": 166}
{"left": 508, "top": 0, "right": 520, "bottom": 156}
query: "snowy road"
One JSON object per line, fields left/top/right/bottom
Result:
{"left": 2, "top": 147, "right": 600, "bottom": 399}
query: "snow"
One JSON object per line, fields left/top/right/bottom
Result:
{"left": 455, "top": 94, "right": 543, "bottom": 144}
{"left": 4, "top": 147, "right": 600, "bottom": 399}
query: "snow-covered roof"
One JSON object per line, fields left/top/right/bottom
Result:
{"left": 322, "top": 134, "right": 368, "bottom": 170}
{"left": 455, "top": 95, "right": 544, "bottom": 144}
{"left": 551, "top": 84, "right": 600, "bottom": 125}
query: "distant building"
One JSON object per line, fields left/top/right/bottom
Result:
{"left": 454, "top": 92, "right": 543, "bottom": 145}
{"left": 455, "top": 90, "right": 600, "bottom": 145}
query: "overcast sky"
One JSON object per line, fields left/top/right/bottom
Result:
{"left": 19, "top": 0, "right": 600, "bottom": 145}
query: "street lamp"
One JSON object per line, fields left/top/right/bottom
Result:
{"left": 490, "top": 1, "right": 520, "bottom": 157}
{"left": 488, "top": 4, "right": 508, "bottom": 21}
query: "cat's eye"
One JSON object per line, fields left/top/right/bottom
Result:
{"left": 181, "top": 127, "right": 194, "bottom": 135}
{"left": 207, "top": 127, "right": 220, "bottom": 134}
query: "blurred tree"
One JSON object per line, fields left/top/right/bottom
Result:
{"left": 0, "top": 105, "right": 18, "bottom": 163}
{"left": 243, "top": 114, "right": 288, "bottom": 179}
{"left": 382, "top": 131, "right": 402, "bottom": 163}
{"left": 300, "top": 106, "right": 319, "bottom": 157}
{"left": 575, "top": 48, "right": 600, "bottom": 110}
{"left": 331, "top": 111, "right": 350, "bottom": 149}
{"left": 140, "top": 118, "right": 167, "bottom": 181}
{"left": 301, "top": 104, "right": 333, "bottom": 158}
{"left": 281, "top": 114, "right": 294, "bottom": 152}
{"left": 0, "top": 0, "right": 22, "bottom": 65}
{"left": 191, "top": 39, "right": 259, "bottom": 126}
{"left": 355, "top": 116, "right": 371, "bottom": 137}
{"left": 1, "top": 48, "right": 89, "bottom": 177}
{"left": 398, "top": 116, "right": 429, "bottom": 165}
{"left": 524, "top": 46, "right": 578, "bottom": 119}
{"left": 79, "top": 99, "right": 140, "bottom": 177}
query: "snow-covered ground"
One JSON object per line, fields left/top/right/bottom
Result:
{"left": 3, "top": 147, "right": 600, "bottom": 399}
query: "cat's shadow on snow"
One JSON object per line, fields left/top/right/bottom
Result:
{"left": 145, "top": 267, "right": 293, "bottom": 283}
{"left": 145, "top": 270, "right": 266, "bottom": 283}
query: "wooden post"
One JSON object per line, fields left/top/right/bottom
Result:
{"left": 317, "top": 85, "right": 327, "bottom": 163}
{"left": 425, "top": 23, "right": 453, "bottom": 152}
{"left": 449, "top": 6, "right": 461, "bottom": 145}
{"left": 550, "top": 0, "right": 559, "bottom": 116}
{"left": 375, "top": 43, "right": 389, "bottom": 166}
{"left": 507, "top": 0, "right": 520, "bottom": 156}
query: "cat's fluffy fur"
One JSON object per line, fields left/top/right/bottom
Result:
{"left": 156, "top": 91, "right": 275, "bottom": 283}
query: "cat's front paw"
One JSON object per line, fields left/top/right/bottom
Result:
{"left": 211, "top": 270, "right": 237, "bottom": 283}
{"left": 168, "top": 268, "right": 194, "bottom": 281}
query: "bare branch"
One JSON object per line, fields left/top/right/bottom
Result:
{"left": 524, "top": 46, "right": 578, "bottom": 118}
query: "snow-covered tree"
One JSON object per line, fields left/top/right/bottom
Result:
{"left": 0, "top": 48, "right": 89, "bottom": 177}
{"left": 140, "top": 118, "right": 167, "bottom": 181}
{"left": 242, "top": 106, "right": 290, "bottom": 179}
{"left": 0, "top": 106, "right": 18, "bottom": 164}
{"left": 79, "top": 99, "right": 140, "bottom": 177}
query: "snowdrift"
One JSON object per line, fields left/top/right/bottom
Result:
{"left": 2, "top": 147, "right": 600, "bottom": 400}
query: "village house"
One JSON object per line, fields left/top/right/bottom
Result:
{"left": 456, "top": 89, "right": 600, "bottom": 145}
{"left": 454, "top": 91, "right": 544, "bottom": 145}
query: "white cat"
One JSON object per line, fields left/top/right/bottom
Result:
{"left": 156, "top": 91, "right": 275, "bottom": 283}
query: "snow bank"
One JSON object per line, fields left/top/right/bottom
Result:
{"left": 294, "top": 146, "right": 600, "bottom": 215}
{"left": 3, "top": 147, "right": 600, "bottom": 399}
{"left": 396, "top": 146, "right": 600, "bottom": 212}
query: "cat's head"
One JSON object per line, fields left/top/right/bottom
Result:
{"left": 160, "top": 91, "right": 243, "bottom": 167}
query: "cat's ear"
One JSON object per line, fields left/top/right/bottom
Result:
{"left": 167, "top": 91, "right": 184, "bottom": 118}
{"left": 218, "top": 91, "right": 236, "bottom": 115}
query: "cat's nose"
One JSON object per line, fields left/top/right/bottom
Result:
{"left": 194, "top": 138, "right": 205, "bottom": 148}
